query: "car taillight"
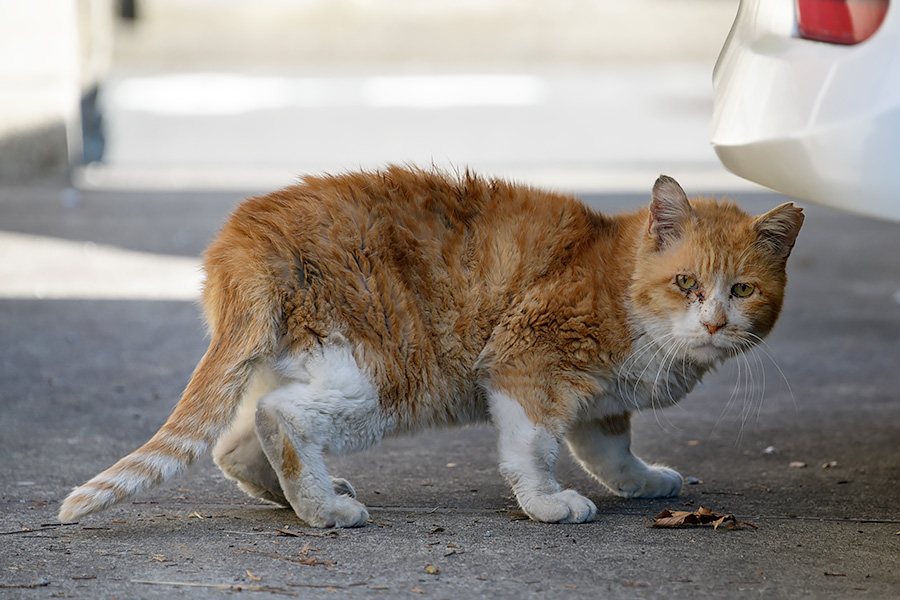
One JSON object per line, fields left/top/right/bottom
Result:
{"left": 796, "top": 0, "right": 890, "bottom": 44}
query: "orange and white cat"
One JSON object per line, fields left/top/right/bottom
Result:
{"left": 59, "top": 166, "right": 803, "bottom": 528}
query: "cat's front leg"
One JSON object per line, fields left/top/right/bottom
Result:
{"left": 489, "top": 391, "right": 597, "bottom": 524}
{"left": 565, "top": 412, "right": 682, "bottom": 498}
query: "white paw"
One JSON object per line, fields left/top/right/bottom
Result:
{"left": 520, "top": 489, "right": 597, "bottom": 524}
{"left": 324, "top": 495, "right": 370, "bottom": 528}
{"left": 296, "top": 494, "right": 369, "bottom": 528}
{"left": 610, "top": 465, "right": 682, "bottom": 498}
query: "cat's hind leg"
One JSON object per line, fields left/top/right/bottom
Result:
{"left": 490, "top": 391, "right": 597, "bottom": 524}
{"left": 214, "top": 411, "right": 357, "bottom": 505}
{"left": 213, "top": 387, "right": 356, "bottom": 506}
{"left": 565, "top": 412, "right": 682, "bottom": 498}
{"left": 214, "top": 412, "right": 289, "bottom": 506}
{"left": 213, "top": 370, "right": 289, "bottom": 506}
{"left": 255, "top": 342, "right": 391, "bottom": 528}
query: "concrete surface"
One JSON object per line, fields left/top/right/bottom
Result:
{"left": 1, "top": 182, "right": 899, "bottom": 599}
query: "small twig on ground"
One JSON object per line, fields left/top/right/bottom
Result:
{"left": 131, "top": 580, "right": 296, "bottom": 595}
{"left": 286, "top": 582, "right": 368, "bottom": 589}
{"left": 237, "top": 547, "right": 335, "bottom": 566}
{"left": 0, "top": 579, "right": 50, "bottom": 589}
{"left": 1, "top": 523, "right": 79, "bottom": 535}
{"left": 275, "top": 527, "right": 325, "bottom": 538}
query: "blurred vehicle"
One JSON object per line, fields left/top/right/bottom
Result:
{"left": 711, "top": 0, "right": 900, "bottom": 222}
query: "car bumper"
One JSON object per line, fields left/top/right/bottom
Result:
{"left": 711, "top": 0, "right": 900, "bottom": 222}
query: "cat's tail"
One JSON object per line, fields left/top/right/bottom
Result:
{"left": 58, "top": 246, "right": 279, "bottom": 522}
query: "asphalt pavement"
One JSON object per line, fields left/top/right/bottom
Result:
{"left": 1, "top": 181, "right": 899, "bottom": 599}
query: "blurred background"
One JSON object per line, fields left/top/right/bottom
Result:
{"left": 0, "top": 0, "right": 745, "bottom": 194}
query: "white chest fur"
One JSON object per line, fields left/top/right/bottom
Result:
{"left": 611, "top": 334, "right": 709, "bottom": 413}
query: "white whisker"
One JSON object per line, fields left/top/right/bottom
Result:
{"left": 735, "top": 347, "right": 754, "bottom": 445}
{"left": 750, "top": 346, "right": 766, "bottom": 428}
{"left": 711, "top": 331, "right": 798, "bottom": 446}
{"left": 615, "top": 331, "right": 704, "bottom": 424}
{"left": 650, "top": 338, "right": 683, "bottom": 432}
{"left": 743, "top": 332, "right": 797, "bottom": 411}
{"left": 619, "top": 333, "right": 675, "bottom": 408}
{"left": 712, "top": 346, "right": 743, "bottom": 439}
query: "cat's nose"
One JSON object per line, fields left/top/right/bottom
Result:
{"left": 704, "top": 322, "right": 725, "bottom": 335}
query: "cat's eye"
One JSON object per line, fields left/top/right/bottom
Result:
{"left": 675, "top": 275, "right": 698, "bottom": 291}
{"left": 731, "top": 283, "right": 755, "bottom": 298}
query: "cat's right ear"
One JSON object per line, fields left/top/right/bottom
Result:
{"left": 648, "top": 175, "right": 694, "bottom": 251}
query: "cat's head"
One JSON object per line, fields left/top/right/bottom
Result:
{"left": 628, "top": 176, "right": 804, "bottom": 366}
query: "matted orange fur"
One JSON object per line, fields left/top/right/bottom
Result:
{"left": 59, "top": 166, "right": 803, "bottom": 527}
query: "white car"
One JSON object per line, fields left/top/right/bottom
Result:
{"left": 711, "top": 0, "right": 899, "bottom": 222}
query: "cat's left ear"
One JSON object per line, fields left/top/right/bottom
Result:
{"left": 649, "top": 175, "right": 694, "bottom": 251}
{"left": 752, "top": 203, "right": 805, "bottom": 260}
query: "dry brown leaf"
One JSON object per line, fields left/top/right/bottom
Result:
{"left": 425, "top": 564, "right": 440, "bottom": 575}
{"left": 652, "top": 510, "right": 698, "bottom": 528}
{"left": 238, "top": 547, "right": 335, "bottom": 566}
{"left": 274, "top": 527, "right": 324, "bottom": 538}
{"left": 652, "top": 506, "right": 757, "bottom": 530}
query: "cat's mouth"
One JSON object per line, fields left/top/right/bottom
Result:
{"left": 686, "top": 338, "right": 732, "bottom": 363}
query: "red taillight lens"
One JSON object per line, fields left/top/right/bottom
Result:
{"left": 796, "top": 0, "right": 890, "bottom": 44}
